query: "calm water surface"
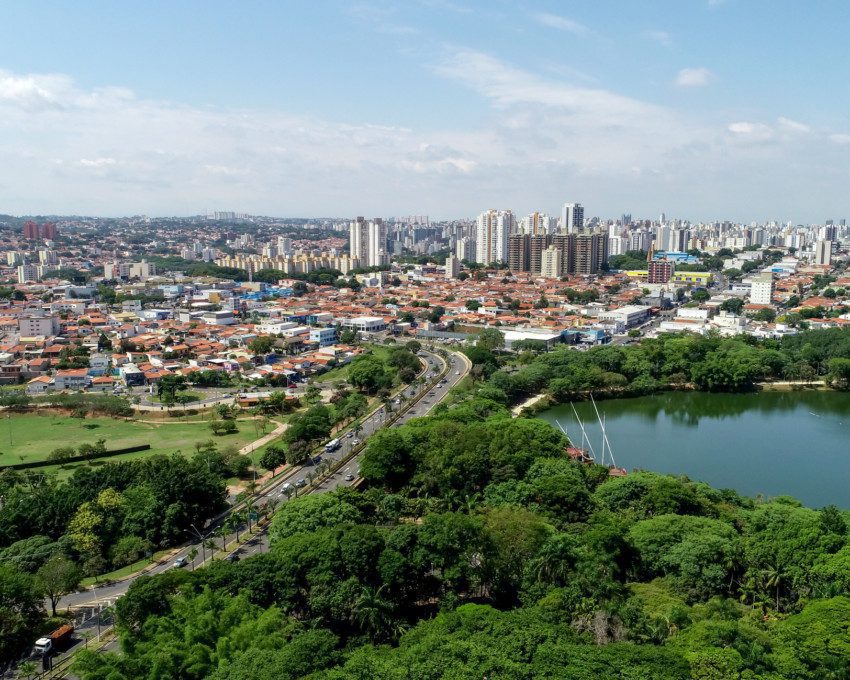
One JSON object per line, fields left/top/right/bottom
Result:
{"left": 537, "top": 391, "right": 850, "bottom": 508}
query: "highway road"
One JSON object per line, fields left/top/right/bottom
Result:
{"left": 57, "top": 348, "right": 470, "bottom": 615}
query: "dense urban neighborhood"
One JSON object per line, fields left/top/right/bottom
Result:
{"left": 0, "top": 209, "right": 848, "bottom": 679}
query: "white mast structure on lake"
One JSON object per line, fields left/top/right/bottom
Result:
{"left": 590, "top": 393, "right": 617, "bottom": 468}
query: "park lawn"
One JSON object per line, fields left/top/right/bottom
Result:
{"left": 0, "top": 413, "right": 258, "bottom": 469}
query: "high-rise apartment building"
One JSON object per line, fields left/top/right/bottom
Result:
{"left": 37, "top": 249, "right": 57, "bottom": 265}
{"left": 507, "top": 234, "right": 529, "bottom": 272}
{"left": 529, "top": 235, "right": 550, "bottom": 274}
{"left": 103, "top": 262, "right": 131, "bottom": 280}
{"left": 648, "top": 259, "right": 674, "bottom": 284}
{"left": 608, "top": 236, "right": 624, "bottom": 257}
{"left": 277, "top": 237, "right": 293, "bottom": 255}
{"left": 129, "top": 260, "right": 157, "bottom": 280}
{"left": 444, "top": 255, "right": 461, "bottom": 280}
{"left": 750, "top": 274, "right": 774, "bottom": 305}
{"left": 814, "top": 239, "right": 832, "bottom": 266}
{"left": 456, "top": 237, "right": 475, "bottom": 262}
{"left": 654, "top": 225, "right": 670, "bottom": 251}
{"left": 349, "top": 217, "right": 386, "bottom": 267}
{"left": 367, "top": 219, "right": 387, "bottom": 267}
{"left": 521, "top": 212, "right": 552, "bottom": 235}
{"left": 475, "top": 209, "right": 515, "bottom": 265}
{"left": 509, "top": 233, "right": 608, "bottom": 276}
{"left": 22, "top": 221, "right": 57, "bottom": 240}
{"left": 349, "top": 217, "right": 368, "bottom": 261}
{"left": 23, "top": 221, "right": 39, "bottom": 239}
{"left": 560, "top": 203, "right": 584, "bottom": 233}
{"left": 629, "top": 230, "right": 651, "bottom": 252}
{"left": 552, "top": 234, "right": 575, "bottom": 275}
{"left": 575, "top": 234, "right": 604, "bottom": 276}
{"left": 670, "top": 228, "right": 690, "bottom": 252}
{"left": 17, "top": 264, "right": 38, "bottom": 283}
{"left": 540, "top": 245, "right": 562, "bottom": 278}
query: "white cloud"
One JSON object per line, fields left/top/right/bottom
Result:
{"left": 531, "top": 12, "right": 589, "bottom": 35}
{"left": 676, "top": 67, "right": 715, "bottom": 87}
{"left": 0, "top": 63, "right": 846, "bottom": 221}
{"left": 727, "top": 121, "right": 774, "bottom": 140}
{"left": 777, "top": 116, "right": 811, "bottom": 134}
{"left": 0, "top": 70, "right": 68, "bottom": 110}
{"left": 727, "top": 117, "right": 814, "bottom": 142}
{"left": 78, "top": 157, "right": 117, "bottom": 168}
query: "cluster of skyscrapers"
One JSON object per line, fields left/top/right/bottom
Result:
{"left": 609, "top": 215, "right": 844, "bottom": 266}
{"left": 466, "top": 203, "right": 607, "bottom": 276}
{"left": 22, "top": 220, "right": 58, "bottom": 240}
{"left": 343, "top": 203, "right": 845, "bottom": 281}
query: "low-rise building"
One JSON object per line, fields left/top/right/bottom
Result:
{"left": 598, "top": 305, "right": 651, "bottom": 328}
{"left": 309, "top": 327, "right": 337, "bottom": 347}
{"left": 54, "top": 368, "right": 91, "bottom": 391}
{"left": 342, "top": 316, "right": 386, "bottom": 332}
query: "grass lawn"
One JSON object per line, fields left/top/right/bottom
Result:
{"left": 0, "top": 413, "right": 260, "bottom": 470}
{"left": 79, "top": 549, "right": 171, "bottom": 586}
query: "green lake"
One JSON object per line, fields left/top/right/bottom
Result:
{"left": 537, "top": 391, "right": 850, "bottom": 508}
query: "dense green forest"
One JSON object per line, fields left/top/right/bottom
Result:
{"left": 0, "top": 448, "right": 242, "bottom": 663}
{"left": 0, "top": 344, "right": 424, "bottom": 665}
{"left": 67, "top": 387, "right": 850, "bottom": 679}
{"left": 466, "top": 327, "right": 850, "bottom": 401}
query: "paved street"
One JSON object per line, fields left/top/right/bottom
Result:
{"left": 57, "top": 347, "right": 470, "bottom": 611}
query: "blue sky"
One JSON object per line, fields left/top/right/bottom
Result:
{"left": 1, "top": 0, "right": 849, "bottom": 221}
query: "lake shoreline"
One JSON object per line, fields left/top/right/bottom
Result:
{"left": 535, "top": 390, "right": 850, "bottom": 508}
{"left": 514, "top": 379, "right": 831, "bottom": 417}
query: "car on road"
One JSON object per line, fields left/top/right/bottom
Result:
{"left": 353, "top": 439, "right": 360, "bottom": 445}
{"left": 174, "top": 556, "right": 189, "bottom": 568}
{"left": 226, "top": 552, "right": 240, "bottom": 563}
{"left": 455, "top": 371, "right": 460, "bottom": 375}
{"left": 346, "top": 432, "right": 354, "bottom": 438}
{"left": 344, "top": 473, "right": 354, "bottom": 481}
{"left": 295, "top": 478, "right": 306, "bottom": 488}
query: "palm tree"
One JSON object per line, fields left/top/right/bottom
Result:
{"left": 230, "top": 514, "right": 242, "bottom": 543}
{"left": 762, "top": 562, "right": 785, "bottom": 611}
{"left": 187, "top": 547, "right": 198, "bottom": 570}
{"left": 264, "top": 497, "right": 279, "bottom": 518}
{"left": 216, "top": 525, "right": 228, "bottom": 553}
{"left": 529, "top": 536, "right": 577, "bottom": 587}
{"left": 203, "top": 538, "right": 217, "bottom": 562}
{"left": 351, "top": 585, "right": 394, "bottom": 641}
{"left": 243, "top": 498, "right": 256, "bottom": 532}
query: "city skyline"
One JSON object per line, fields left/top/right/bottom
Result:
{"left": 2, "top": 1, "right": 850, "bottom": 220}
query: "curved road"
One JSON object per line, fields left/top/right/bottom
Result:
{"left": 58, "top": 348, "right": 470, "bottom": 614}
